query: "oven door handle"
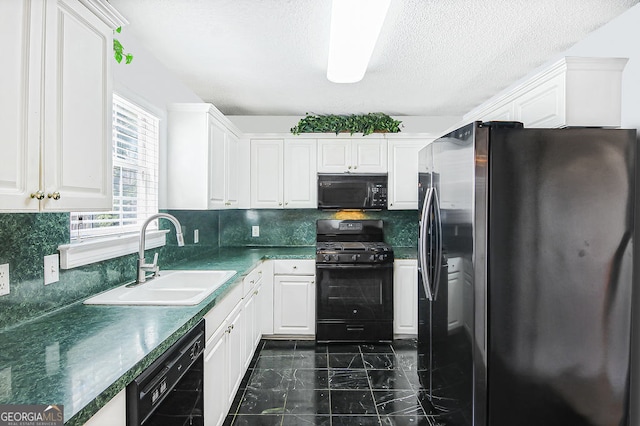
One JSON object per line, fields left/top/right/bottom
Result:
{"left": 316, "top": 263, "right": 393, "bottom": 270}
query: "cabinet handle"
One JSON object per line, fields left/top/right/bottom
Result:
{"left": 293, "top": 266, "right": 297, "bottom": 269}
{"left": 278, "top": 202, "right": 282, "bottom": 206}
{"left": 47, "top": 191, "right": 61, "bottom": 200}
{"left": 225, "top": 202, "right": 231, "bottom": 206}
{"left": 253, "top": 290, "right": 259, "bottom": 295}
{"left": 30, "top": 191, "right": 45, "bottom": 200}
{"left": 353, "top": 165, "right": 358, "bottom": 169}
{"left": 348, "top": 166, "right": 352, "bottom": 170}
{"left": 285, "top": 202, "right": 288, "bottom": 206}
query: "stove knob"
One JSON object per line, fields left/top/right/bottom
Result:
{"left": 378, "top": 254, "right": 386, "bottom": 261}
{"left": 323, "top": 254, "right": 331, "bottom": 261}
{"left": 369, "top": 254, "right": 375, "bottom": 261}
{"left": 333, "top": 254, "right": 340, "bottom": 261}
{"left": 351, "top": 254, "right": 359, "bottom": 261}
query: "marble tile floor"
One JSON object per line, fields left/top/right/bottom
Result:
{"left": 223, "top": 339, "right": 466, "bottom": 426}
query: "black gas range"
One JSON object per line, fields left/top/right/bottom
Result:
{"left": 315, "top": 219, "right": 394, "bottom": 343}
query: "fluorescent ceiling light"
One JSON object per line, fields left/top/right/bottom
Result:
{"left": 327, "top": 0, "right": 391, "bottom": 83}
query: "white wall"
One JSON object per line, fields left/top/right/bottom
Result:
{"left": 112, "top": 31, "right": 203, "bottom": 208}
{"left": 555, "top": 4, "right": 640, "bottom": 423}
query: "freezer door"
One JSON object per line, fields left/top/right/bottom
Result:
{"left": 487, "top": 127, "right": 636, "bottom": 426}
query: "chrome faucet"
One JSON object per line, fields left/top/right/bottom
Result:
{"left": 137, "top": 213, "right": 185, "bottom": 284}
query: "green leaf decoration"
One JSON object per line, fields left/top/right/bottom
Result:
{"left": 113, "top": 29, "right": 133, "bottom": 64}
{"left": 290, "top": 113, "right": 402, "bottom": 136}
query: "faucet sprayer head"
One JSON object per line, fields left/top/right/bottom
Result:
{"left": 176, "top": 231, "right": 185, "bottom": 247}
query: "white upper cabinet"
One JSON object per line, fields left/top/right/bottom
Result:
{"left": 317, "top": 139, "right": 387, "bottom": 173}
{"left": 0, "top": 0, "right": 123, "bottom": 212}
{"left": 464, "top": 57, "right": 628, "bottom": 128}
{"left": 387, "top": 139, "right": 430, "bottom": 210}
{"left": 250, "top": 139, "right": 317, "bottom": 209}
{"left": 167, "top": 104, "right": 244, "bottom": 209}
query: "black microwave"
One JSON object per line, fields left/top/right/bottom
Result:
{"left": 317, "top": 174, "right": 388, "bottom": 210}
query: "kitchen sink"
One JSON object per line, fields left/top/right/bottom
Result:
{"left": 84, "top": 270, "right": 237, "bottom": 306}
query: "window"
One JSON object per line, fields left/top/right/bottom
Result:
{"left": 70, "top": 94, "right": 160, "bottom": 241}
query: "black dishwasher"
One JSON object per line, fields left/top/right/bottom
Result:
{"left": 127, "top": 319, "right": 205, "bottom": 426}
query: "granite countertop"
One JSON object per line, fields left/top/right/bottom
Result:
{"left": 0, "top": 245, "right": 415, "bottom": 424}
{"left": 0, "top": 247, "right": 315, "bottom": 425}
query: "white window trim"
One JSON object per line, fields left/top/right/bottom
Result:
{"left": 58, "top": 92, "right": 164, "bottom": 270}
{"left": 58, "top": 230, "right": 169, "bottom": 270}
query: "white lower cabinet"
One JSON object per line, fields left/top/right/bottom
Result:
{"left": 204, "top": 323, "right": 229, "bottom": 426}
{"left": 84, "top": 389, "right": 126, "bottom": 426}
{"left": 242, "top": 268, "right": 264, "bottom": 370}
{"left": 204, "top": 301, "right": 244, "bottom": 426}
{"left": 393, "top": 259, "right": 418, "bottom": 335}
{"left": 273, "top": 260, "right": 316, "bottom": 336}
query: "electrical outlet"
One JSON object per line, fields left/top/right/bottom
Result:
{"left": 0, "top": 264, "right": 9, "bottom": 296}
{"left": 194, "top": 229, "right": 199, "bottom": 244}
{"left": 44, "top": 254, "right": 59, "bottom": 286}
{"left": 252, "top": 225, "right": 260, "bottom": 237}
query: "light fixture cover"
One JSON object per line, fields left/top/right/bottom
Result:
{"left": 327, "top": 0, "right": 391, "bottom": 83}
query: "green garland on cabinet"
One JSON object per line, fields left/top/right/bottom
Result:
{"left": 291, "top": 113, "right": 402, "bottom": 136}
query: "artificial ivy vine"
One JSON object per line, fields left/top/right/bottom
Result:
{"left": 291, "top": 113, "right": 402, "bottom": 136}
{"left": 113, "top": 27, "right": 133, "bottom": 64}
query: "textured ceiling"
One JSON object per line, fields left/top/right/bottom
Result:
{"left": 110, "top": 0, "right": 638, "bottom": 117}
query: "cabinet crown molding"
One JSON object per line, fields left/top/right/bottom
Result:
{"left": 464, "top": 56, "right": 628, "bottom": 124}
{"left": 78, "top": 0, "right": 128, "bottom": 28}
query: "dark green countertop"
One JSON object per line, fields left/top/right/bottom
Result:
{"left": 0, "top": 246, "right": 415, "bottom": 424}
{"left": 0, "top": 247, "right": 315, "bottom": 425}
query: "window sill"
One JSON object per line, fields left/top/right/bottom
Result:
{"left": 58, "top": 230, "right": 169, "bottom": 269}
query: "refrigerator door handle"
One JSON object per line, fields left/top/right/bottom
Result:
{"left": 432, "top": 188, "right": 443, "bottom": 300}
{"left": 418, "top": 187, "right": 434, "bottom": 301}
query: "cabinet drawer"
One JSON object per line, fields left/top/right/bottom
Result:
{"left": 203, "top": 283, "right": 242, "bottom": 341}
{"left": 273, "top": 259, "right": 315, "bottom": 275}
{"left": 243, "top": 264, "right": 264, "bottom": 296}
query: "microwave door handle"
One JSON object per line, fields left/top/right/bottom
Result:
{"left": 418, "top": 188, "right": 434, "bottom": 301}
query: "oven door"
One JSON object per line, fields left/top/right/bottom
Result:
{"left": 316, "top": 263, "right": 393, "bottom": 321}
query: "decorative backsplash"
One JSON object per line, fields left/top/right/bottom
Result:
{"left": 0, "top": 209, "right": 417, "bottom": 329}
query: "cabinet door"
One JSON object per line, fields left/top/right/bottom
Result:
{"left": 209, "top": 119, "right": 227, "bottom": 209}
{"left": 242, "top": 290, "right": 256, "bottom": 370}
{"left": 252, "top": 281, "right": 263, "bottom": 349}
{"left": 317, "top": 139, "right": 351, "bottom": 173}
{"left": 352, "top": 140, "right": 387, "bottom": 173}
{"left": 274, "top": 275, "right": 315, "bottom": 335}
{"left": 393, "top": 260, "right": 418, "bottom": 335}
{"left": 250, "top": 139, "right": 284, "bottom": 208}
{"left": 259, "top": 261, "right": 275, "bottom": 336}
{"left": 447, "top": 257, "right": 464, "bottom": 332}
{"left": 204, "top": 325, "right": 228, "bottom": 426}
{"left": 42, "top": 0, "right": 113, "bottom": 211}
{"left": 0, "top": 0, "right": 39, "bottom": 211}
{"left": 284, "top": 139, "right": 317, "bottom": 208}
{"left": 388, "top": 140, "right": 429, "bottom": 210}
{"left": 226, "top": 303, "right": 244, "bottom": 405}
{"left": 225, "top": 132, "right": 240, "bottom": 207}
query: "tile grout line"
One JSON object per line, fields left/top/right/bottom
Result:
{"left": 360, "top": 345, "right": 384, "bottom": 425}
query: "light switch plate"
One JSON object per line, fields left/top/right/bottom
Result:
{"left": 252, "top": 226, "right": 260, "bottom": 237}
{"left": 0, "top": 264, "right": 9, "bottom": 296}
{"left": 194, "top": 229, "right": 199, "bottom": 244}
{"left": 44, "top": 254, "right": 60, "bottom": 285}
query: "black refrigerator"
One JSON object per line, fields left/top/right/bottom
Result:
{"left": 417, "top": 121, "right": 637, "bottom": 426}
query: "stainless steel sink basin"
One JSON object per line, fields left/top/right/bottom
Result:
{"left": 84, "top": 270, "right": 237, "bottom": 306}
